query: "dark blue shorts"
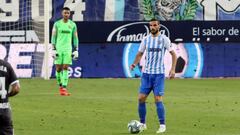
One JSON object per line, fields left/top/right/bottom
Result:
{"left": 0, "top": 109, "right": 13, "bottom": 135}
{"left": 139, "top": 73, "right": 165, "bottom": 96}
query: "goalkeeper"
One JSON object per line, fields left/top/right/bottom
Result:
{"left": 51, "top": 7, "right": 79, "bottom": 96}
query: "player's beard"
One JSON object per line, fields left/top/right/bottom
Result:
{"left": 63, "top": 14, "right": 70, "bottom": 21}
{"left": 151, "top": 29, "right": 159, "bottom": 35}
{"left": 63, "top": 16, "right": 69, "bottom": 20}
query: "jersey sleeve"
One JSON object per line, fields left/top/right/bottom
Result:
{"left": 138, "top": 37, "right": 147, "bottom": 53}
{"left": 51, "top": 22, "right": 58, "bottom": 46}
{"left": 6, "top": 62, "right": 18, "bottom": 86}
{"left": 72, "top": 22, "right": 79, "bottom": 49}
{"left": 164, "top": 36, "right": 173, "bottom": 52}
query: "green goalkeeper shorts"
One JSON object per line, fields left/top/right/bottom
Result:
{"left": 54, "top": 51, "right": 72, "bottom": 65}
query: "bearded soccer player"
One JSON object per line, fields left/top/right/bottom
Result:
{"left": 0, "top": 59, "right": 20, "bottom": 135}
{"left": 130, "top": 18, "right": 177, "bottom": 133}
{"left": 51, "top": 7, "right": 79, "bottom": 96}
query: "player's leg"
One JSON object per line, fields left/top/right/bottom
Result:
{"left": 153, "top": 74, "right": 166, "bottom": 133}
{"left": 154, "top": 96, "right": 165, "bottom": 124}
{"left": 138, "top": 93, "right": 147, "bottom": 124}
{"left": 59, "top": 51, "right": 72, "bottom": 96}
{"left": 58, "top": 64, "right": 70, "bottom": 96}
{"left": 138, "top": 73, "right": 151, "bottom": 129}
{"left": 62, "top": 64, "right": 69, "bottom": 88}
{"left": 62, "top": 51, "right": 72, "bottom": 88}
{"left": 154, "top": 95, "right": 166, "bottom": 133}
{"left": 0, "top": 109, "right": 13, "bottom": 135}
{"left": 54, "top": 51, "right": 63, "bottom": 89}
{"left": 55, "top": 65, "right": 63, "bottom": 88}
{"left": 138, "top": 93, "right": 148, "bottom": 131}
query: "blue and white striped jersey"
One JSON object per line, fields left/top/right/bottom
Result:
{"left": 139, "top": 34, "right": 173, "bottom": 74}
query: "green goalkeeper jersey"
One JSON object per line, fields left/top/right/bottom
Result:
{"left": 51, "top": 19, "right": 78, "bottom": 52}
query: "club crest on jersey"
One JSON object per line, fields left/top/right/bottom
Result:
{"left": 68, "top": 25, "right": 72, "bottom": 29}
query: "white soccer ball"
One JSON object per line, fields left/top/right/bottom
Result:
{"left": 127, "top": 120, "right": 142, "bottom": 134}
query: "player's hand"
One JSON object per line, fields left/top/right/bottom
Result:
{"left": 169, "top": 69, "right": 175, "bottom": 79}
{"left": 72, "top": 50, "right": 78, "bottom": 60}
{"left": 52, "top": 49, "right": 58, "bottom": 59}
{"left": 130, "top": 64, "right": 136, "bottom": 71}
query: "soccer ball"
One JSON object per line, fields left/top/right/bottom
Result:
{"left": 127, "top": 120, "right": 142, "bottom": 134}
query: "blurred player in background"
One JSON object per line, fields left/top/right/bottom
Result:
{"left": 130, "top": 18, "right": 177, "bottom": 133}
{"left": 51, "top": 7, "right": 79, "bottom": 96}
{"left": 0, "top": 59, "right": 20, "bottom": 135}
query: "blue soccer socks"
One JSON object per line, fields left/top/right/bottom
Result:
{"left": 138, "top": 102, "right": 146, "bottom": 124}
{"left": 155, "top": 101, "right": 165, "bottom": 125}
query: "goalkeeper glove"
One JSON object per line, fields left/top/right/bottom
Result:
{"left": 72, "top": 50, "right": 78, "bottom": 60}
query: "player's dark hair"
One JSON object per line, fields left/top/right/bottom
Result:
{"left": 62, "top": 7, "right": 70, "bottom": 11}
{"left": 150, "top": 18, "right": 160, "bottom": 24}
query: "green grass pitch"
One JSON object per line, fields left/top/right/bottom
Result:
{"left": 10, "top": 78, "right": 240, "bottom": 135}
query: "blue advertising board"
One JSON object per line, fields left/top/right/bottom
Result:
{"left": 62, "top": 21, "right": 240, "bottom": 43}
{"left": 1, "top": 43, "right": 240, "bottom": 78}
{"left": 48, "top": 43, "right": 240, "bottom": 78}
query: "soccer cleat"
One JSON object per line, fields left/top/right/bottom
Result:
{"left": 156, "top": 124, "right": 166, "bottom": 133}
{"left": 59, "top": 87, "right": 70, "bottom": 96}
{"left": 140, "top": 123, "right": 147, "bottom": 131}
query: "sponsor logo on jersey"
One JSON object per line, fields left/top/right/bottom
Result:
{"left": 61, "top": 30, "right": 71, "bottom": 34}
{"left": 148, "top": 48, "right": 162, "bottom": 52}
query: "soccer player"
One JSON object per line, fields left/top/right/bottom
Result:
{"left": 130, "top": 18, "right": 177, "bottom": 133}
{"left": 51, "top": 7, "right": 79, "bottom": 96}
{"left": 0, "top": 59, "right": 20, "bottom": 135}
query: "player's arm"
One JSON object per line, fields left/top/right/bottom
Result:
{"left": 51, "top": 23, "right": 57, "bottom": 49}
{"left": 72, "top": 23, "right": 79, "bottom": 60}
{"left": 130, "top": 38, "right": 146, "bottom": 70}
{"left": 73, "top": 23, "right": 79, "bottom": 51}
{"left": 51, "top": 23, "right": 58, "bottom": 58}
{"left": 165, "top": 37, "right": 177, "bottom": 79}
{"left": 8, "top": 81, "right": 20, "bottom": 97}
{"left": 6, "top": 62, "right": 20, "bottom": 97}
{"left": 169, "top": 50, "right": 177, "bottom": 79}
{"left": 130, "top": 52, "right": 144, "bottom": 70}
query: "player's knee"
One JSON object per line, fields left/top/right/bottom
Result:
{"left": 63, "top": 67, "right": 68, "bottom": 70}
{"left": 138, "top": 98, "right": 145, "bottom": 103}
{"left": 62, "top": 65, "right": 69, "bottom": 70}
{"left": 56, "top": 65, "right": 62, "bottom": 72}
{"left": 154, "top": 96, "right": 163, "bottom": 102}
{"left": 138, "top": 95, "right": 147, "bottom": 103}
